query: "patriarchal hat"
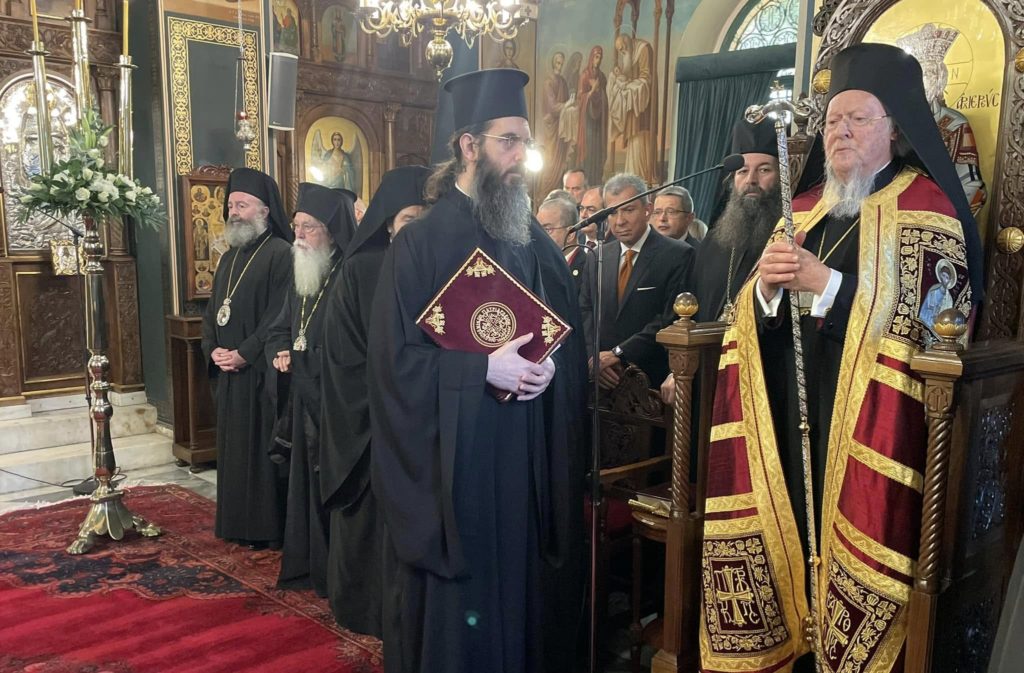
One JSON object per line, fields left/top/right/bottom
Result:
{"left": 824, "top": 42, "right": 983, "bottom": 299}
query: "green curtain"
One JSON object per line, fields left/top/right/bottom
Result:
{"left": 673, "top": 44, "right": 795, "bottom": 222}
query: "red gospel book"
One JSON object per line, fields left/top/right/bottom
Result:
{"left": 415, "top": 247, "right": 573, "bottom": 401}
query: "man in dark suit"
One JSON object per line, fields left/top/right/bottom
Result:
{"left": 537, "top": 195, "right": 587, "bottom": 291}
{"left": 580, "top": 172, "right": 695, "bottom": 389}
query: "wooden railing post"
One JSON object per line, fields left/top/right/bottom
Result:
{"left": 653, "top": 293, "right": 726, "bottom": 673}
{"left": 907, "top": 309, "right": 967, "bottom": 673}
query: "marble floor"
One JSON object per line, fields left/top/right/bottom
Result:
{"left": 0, "top": 460, "right": 216, "bottom": 514}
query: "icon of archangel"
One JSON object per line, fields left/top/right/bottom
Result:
{"left": 309, "top": 127, "right": 363, "bottom": 195}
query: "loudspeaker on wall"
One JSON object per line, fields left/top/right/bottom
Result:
{"left": 268, "top": 52, "right": 298, "bottom": 131}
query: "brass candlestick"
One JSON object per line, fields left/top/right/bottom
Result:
{"left": 27, "top": 41, "right": 54, "bottom": 173}
{"left": 66, "top": 21, "right": 159, "bottom": 554}
{"left": 67, "top": 212, "right": 161, "bottom": 554}
{"left": 66, "top": 8, "right": 92, "bottom": 115}
{"left": 117, "top": 54, "right": 134, "bottom": 178}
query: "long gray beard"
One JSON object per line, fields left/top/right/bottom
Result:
{"left": 712, "top": 181, "right": 782, "bottom": 256}
{"left": 224, "top": 213, "right": 268, "bottom": 248}
{"left": 292, "top": 243, "right": 334, "bottom": 297}
{"left": 472, "top": 159, "right": 532, "bottom": 246}
{"left": 822, "top": 161, "right": 875, "bottom": 218}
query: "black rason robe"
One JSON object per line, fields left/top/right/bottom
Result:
{"left": 367, "top": 188, "right": 583, "bottom": 673}
{"left": 201, "top": 229, "right": 293, "bottom": 543}
{"left": 266, "top": 256, "right": 343, "bottom": 595}
{"left": 319, "top": 164, "right": 429, "bottom": 637}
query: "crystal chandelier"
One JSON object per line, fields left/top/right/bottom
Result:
{"left": 357, "top": 0, "right": 539, "bottom": 79}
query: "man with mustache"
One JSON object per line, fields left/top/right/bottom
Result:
{"left": 318, "top": 164, "right": 429, "bottom": 638}
{"left": 698, "top": 44, "right": 983, "bottom": 673}
{"left": 201, "top": 167, "right": 293, "bottom": 549}
{"left": 266, "top": 183, "right": 356, "bottom": 596}
{"left": 659, "top": 118, "right": 781, "bottom": 404}
{"left": 367, "top": 68, "right": 586, "bottom": 673}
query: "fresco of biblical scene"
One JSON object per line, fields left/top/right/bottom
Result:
{"left": 304, "top": 116, "right": 369, "bottom": 200}
{"left": 535, "top": 0, "right": 674, "bottom": 196}
{"left": 319, "top": 2, "right": 357, "bottom": 64}
{"left": 272, "top": 0, "right": 301, "bottom": 56}
{"left": 864, "top": 0, "right": 1004, "bottom": 238}
{"left": 479, "top": 22, "right": 537, "bottom": 147}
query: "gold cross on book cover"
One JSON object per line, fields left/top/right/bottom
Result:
{"left": 415, "top": 247, "right": 573, "bottom": 401}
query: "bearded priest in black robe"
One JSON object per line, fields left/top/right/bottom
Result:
{"left": 267, "top": 183, "right": 356, "bottom": 595}
{"left": 319, "top": 165, "right": 428, "bottom": 636}
{"left": 659, "top": 118, "right": 782, "bottom": 403}
{"left": 367, "top": 69, "right": 586, "bottom": 673}
{"left": 201, "top": 167, "right": 293, "bottom": 547}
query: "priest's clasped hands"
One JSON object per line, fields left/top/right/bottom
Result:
{"left": 756, "top": 230, "right": 833, "bottom": 302}
{"left": 211, "top": 347, "right": 247, "bottom": 373}
{"left": 486, "top": 332, "right": 556, "bottom": 401}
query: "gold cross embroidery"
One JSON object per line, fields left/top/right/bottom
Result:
{"left": 714, "top": 565, "right": 758, "bottom": 627}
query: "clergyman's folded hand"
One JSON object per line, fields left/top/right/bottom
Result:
{"left": 486, "top": 333, "right": 555, "bottom": 401}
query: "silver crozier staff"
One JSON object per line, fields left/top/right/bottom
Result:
{"left": 744, "top": 88, "right": 822, "bottom": 673}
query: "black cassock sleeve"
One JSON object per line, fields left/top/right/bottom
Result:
{"left": 367, "top": 231, "right": 488, "bottom": 579}
{"left": 319, "top": 259, "right": 373, "bottom": 509}
{"left": 237, "top": 245, "right": 293, "bottom": 366}
{"left": 265, "top": 295, "right": 293, "bottom": 364}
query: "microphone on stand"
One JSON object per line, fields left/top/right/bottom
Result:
{"left": 566, "top": 153, "right": 744, "bottom": 235}
{"left": 579, "top": 151, "right": 743, "bottom": 673}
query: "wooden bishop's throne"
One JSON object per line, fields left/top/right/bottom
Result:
{"left": 649, "top": 3, "right": 1024, "bottom": 672}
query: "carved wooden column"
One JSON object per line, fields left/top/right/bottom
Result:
{"left": 384, "top": 102, "right": 401, "bottom": 172}
{"left": 906, "top": 309, "right": 967, "bottom": 673}
{"left": 0, "top": 260, "right": 26, "bottom": 407}
{"left": 653, "top": 293, "right": 727, "bottom": 673}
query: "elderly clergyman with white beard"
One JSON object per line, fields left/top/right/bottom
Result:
{"left": 367, "top": 68, "right": 586, "bottom": 673}
{"left": 201, "top": 167, "right": 293, "bottom": 549}
{"left": 266, "top": 182, "right": 356, "bottom": 596}
{"left": 698, "top": 43, "right": 984, "bottom": 673}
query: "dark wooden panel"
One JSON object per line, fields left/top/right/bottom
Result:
{"left": 0, "top": 260, "right": 23, "bottom": 402}
{"left": 14, "top": 263, "right": 86, "bottom": 392}
{"left": 166, "top": 314, "right": 216, "bottom": 466}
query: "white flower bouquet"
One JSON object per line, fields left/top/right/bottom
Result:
{"left": 17, "top": 107, "right": 162, "bottom": 229}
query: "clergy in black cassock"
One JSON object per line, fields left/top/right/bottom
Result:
{"left": 266, "top": 182, "right": 356, "bottom": 595}
{"left": 367, "top": 69, "right": 586, "bottom": 673}
{"left": 692, "top": 119, "right": 782, "bottom": 324}
{"left": 318, "top": 164, "right": 429, "bottom": 636}
{"left": 201, "top": 168, "right": 293, "bottom": 547}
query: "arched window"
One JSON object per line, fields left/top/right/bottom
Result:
{"left": 727, "top": 0, "right": 800, "bottom": 52}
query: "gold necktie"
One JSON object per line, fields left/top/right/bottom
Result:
{"left": 618, "top": 249, "right": 635, "bottom": 300}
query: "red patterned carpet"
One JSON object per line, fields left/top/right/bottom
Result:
{"left": 0, "top": 485, "right": 382, "bottom": 673}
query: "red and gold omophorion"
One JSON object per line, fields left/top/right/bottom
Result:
{"left": 699, "top": 168, "right": 971, "bottom": 673}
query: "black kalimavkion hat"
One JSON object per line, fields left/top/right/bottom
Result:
{"left": 731, "top": 117, "right": 780, "bottom": 157}
{"left": 223, "top": 167, "right": 293, "bottom": 242}
{"left": 346, "top": 165, "right": 430, "bottom": 260}
{"left": 443, "top": 68, "right": 530, "bottom": 130}
{"left": 294, "top": 182, "right": 357, "bottom": 253}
